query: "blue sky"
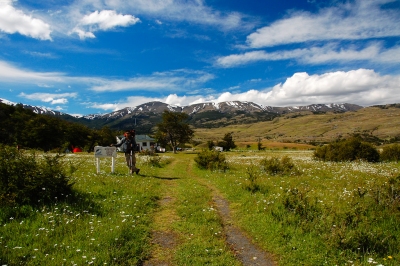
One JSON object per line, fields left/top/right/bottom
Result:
{"left": 0, "top": 0, "right": 399, "bottom": 116}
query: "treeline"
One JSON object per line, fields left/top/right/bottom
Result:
{"left": 0, "top": 103, "right": 117, "bottom": 152}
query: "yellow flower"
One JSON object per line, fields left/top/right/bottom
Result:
{"left": 388, "top": 256, "right": 393, "bottom": 259}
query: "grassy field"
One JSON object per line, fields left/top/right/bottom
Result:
{"left": 193, "top": 106, "right": 400, "bottom": 145}
{"left": 1, "top": 149, "right": 399, "bottom": 265}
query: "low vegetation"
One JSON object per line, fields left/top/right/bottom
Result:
{"left": 380, "top": 144, "right": 400, "bottom": 162}
{"left": 194, "top": 149, "right": 228, "bottom": 171}
{"left": 260, "top": 155, "right": 300, "bottom": 176}
{"left": 0, "top": 145, "right": 74, "bottom": 208}
{"left": 1, "top": 145, "right": 400, "bottom": 265}
{"left": 314, "top": 137, "right": 380, "bottom": 162}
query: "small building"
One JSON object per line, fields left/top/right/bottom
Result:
{"left": 135, "top": 134, "right": 156, "bottom": 151}
{"left": 213, "top": 146, "right": 223, "bottom": 152}
{"left": 116, "top": 134, "right": 163, "bottom": 152}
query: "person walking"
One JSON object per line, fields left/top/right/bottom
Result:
{"left": 111, "top": 131, "right": 140, "bottom": 174}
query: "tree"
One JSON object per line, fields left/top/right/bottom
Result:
{"left": 154, "top": 110, "right": 194, "bottom": 153}
{"left": 218, "top": 132, "right": 236, "bottom": 151}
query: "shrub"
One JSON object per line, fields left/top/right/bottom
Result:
{"left": 372, "top": 175, "right": 400, "bottom": 210}
{"left": 142, "top": 154, "right": 163, "bottom": 167}
{"left": 282, "top": 187, "right": 321, "bottom": 223}
{"left": 380, "top": 144, "right": 400, "bottom": 162}
{"left": 243, "top": 163, "right": 261, "bottom": 192}
{"left": 0, "top": 145, "right": 74, "bottom": 207}
{"left": 260, "top": 155, "right": 300, "bottom": 176}
{"left": 194, "top": 149, "right": 228, "bottom": 171}
{"left": 313, "top": 137, "right": 380, "bottom": 162}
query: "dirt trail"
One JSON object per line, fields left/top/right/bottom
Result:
{"left": 142, "top": 158, "right": 276, "bottom": 266}
{"left": 143, "top": 161, "right": 180, "bottom": 266}
{"left": 213, "top": 196, "right": 275, "bottom": 266}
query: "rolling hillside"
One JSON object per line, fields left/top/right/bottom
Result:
{"left": 194, "top": 105, "right": 400, "bottom": 147}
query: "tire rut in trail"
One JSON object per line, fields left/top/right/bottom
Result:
{"left": 186, "top": 161, "right": 276, "bottom": 266}
{"left": 213, "top": 196, "right": 275, "bottom": 266}
{"left": 142, "top": 160, "right": 180, "bottom": 266}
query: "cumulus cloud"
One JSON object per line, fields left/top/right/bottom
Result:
{"left": 69, "top": 0, "right": 251, "bottom": 32}
{"left": 80, "top": 10, "right": 140, "bottom": 30}
{"left": 215, "top": 69, "right": 400, "bottom": 107}
{"left": 215, "top": 43, "right": 400, "bottom": 68}
{"left": 0, "top": 1, "right": 52, "bottom": 40}
{"left": 99, "top": 69, "right": 400, "bottom": 110}
{"left": 246, "top": 0, "right": 400, "bottom": 48}
{"left": 19, "top": 92, "right": 77, "bottom": 105}
{"left": 73, "top": 10, "right": 140, "bottom": 39}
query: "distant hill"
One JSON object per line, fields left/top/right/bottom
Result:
{"left": 2, "top": 98, "right": 400, "bottom": 145}
{"left": 0, "top": 98, "right": 363, "bottom": 134}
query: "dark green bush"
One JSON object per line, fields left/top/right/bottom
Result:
{"left": 313, "top": 137, "right": 380, "bottom": 162}
{"left": 0, "top": 145, "right": 74, "bottom": 207}
{"left": 380, "top": 144, "right": 400, "bottom": 162}
{"left": 260, "top": 155, "right": 300, "bottom": 176}
{"left": 194, "top": 149, "right": 228, "bottom": 171}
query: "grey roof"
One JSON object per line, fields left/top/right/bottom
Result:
{"left": 135, "top": 135, "right": 155, "bottom": 142}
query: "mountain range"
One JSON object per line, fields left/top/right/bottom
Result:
{"left": 0, "top": 98, "right": 364, "bottom": 133}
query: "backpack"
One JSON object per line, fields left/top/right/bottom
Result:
{"left": 118, "top": 132, "right": 134, "bottom": 153}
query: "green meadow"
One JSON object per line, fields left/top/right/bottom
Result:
{"left": 1, "top": 150, "right": 399, "bottom": 265}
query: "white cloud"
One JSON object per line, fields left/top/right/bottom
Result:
{"left": 19, "top": 92, "right": 77, "bottom": 105}
{"left": 222, "top": 69, "right": 400, "bottom": 107}
{"left": 215, "top": 43, "right": 400, "bottom": 68}
{"left": 99, "top": 69, "right": 400, "bottom": 110}
{"left": 246, "top": 0, "right": 400, "bottom": 48}
{"left": 73, "top": 28, "right": 96, "bottom": 39}
{"left": 0, "top": 1, "right": 52, "bottom": 40}
{"left": 0, "top": 61, "right": 65, "bottom": 83}
{"left": 70, "top": 0, "right": 251, "bottom": 31}
{"left": 72, "top": 10, "right": 140, "bottom": 39}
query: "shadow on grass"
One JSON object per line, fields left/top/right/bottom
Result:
{"left": 140, "top": 174, "right": 180, "bottom": 180}
{"left": 0, "top": 189, "right": 104, "bottom": 223}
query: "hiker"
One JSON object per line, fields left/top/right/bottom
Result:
{"left": 111, "top": 131, "right": 140, "bottom": 174}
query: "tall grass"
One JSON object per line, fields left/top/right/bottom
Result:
{"left": 0, "top": 153, "right": 162, "bottom": 265}
{"left": 2, "top": 150, "right": 399, "bottom": 265}
{"left": 196, "top": 151, "right": 400, "bottom": 265}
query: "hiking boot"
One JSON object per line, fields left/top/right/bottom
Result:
{"left": 135, "top": 169, "right": 140, "bottom": 175}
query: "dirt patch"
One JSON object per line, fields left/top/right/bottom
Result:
{"left": 214, "top": 196, "right": 276, "bottom": 266}
{"left": 151, "top": 231, "right": 179, "bottom": 249}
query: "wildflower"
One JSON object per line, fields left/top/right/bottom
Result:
{"left": 388, "top": 256, "right": 393, "bottom": 259}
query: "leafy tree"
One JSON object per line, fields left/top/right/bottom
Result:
{"left": 257, "top": 137, "right": 264, "bottom": 150}
{"left": 154, "top": 110, "right": 194, "bottom": 153}
{"left": 0, "top": 102, "right": 119, "bottom": 152}
{"left": 207, "top": 140, "right": 215, "bottom": 150}
{"left": 218, "top": 132, "right": 236, "bottom": 151}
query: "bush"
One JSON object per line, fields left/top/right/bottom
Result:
{"left": 380, "top": 144, "right": 400, "bottom": 162}
{"left": 313, "top": 137, "right": 380, "bottom": 162}
{"left": 243, "top": 163, "right": 261, "bottom": 192}
{"left": 0, "top": 145, "right": 74, "bottom": 207}
{"left": 260, "top": 155, "right": 300, "bottom": 176}
{"left": 194, "top": 149, "right": 228, "bottom": 171}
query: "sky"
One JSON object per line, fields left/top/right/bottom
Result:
{"left": 0, "top": 0, "right": 400, "bottom": 116}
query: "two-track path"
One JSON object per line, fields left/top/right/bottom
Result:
{"left": 142, "top": 157, "right": 275, "bottom": 266}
